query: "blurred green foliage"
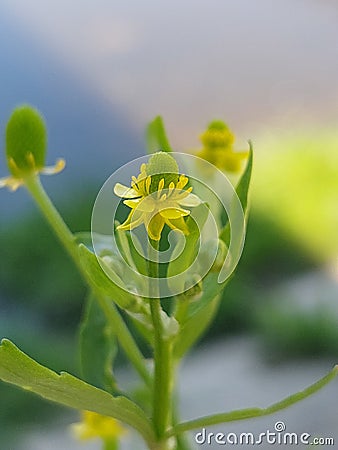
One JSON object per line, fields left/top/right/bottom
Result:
{"left": 256, "top": 305, "right": 338, "bottom": 362}
{"left": 253, "top": 130, "right": 338, "bottom": 262}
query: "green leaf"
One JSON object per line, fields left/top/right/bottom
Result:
{"left": 75, "top": 231, "right": 114, "bottom": 253}
{"left": 173, "top": 271, "right": 232, "bottom": 358}
{"left": 167, "top": 203, "right": 209, "bottom": 293}
{"left": 146, "top": 116, "right": 172, "bottom": 153}
{"left": 125, "top": 232, "right": 148, "bottom": 276}
{"left": 174, "top": 295, "right": 220, "bottom": 359}
{"left": 79, "top": 292, "right": 118, "bottom": 393}
{"left": 220, "top": 143, "right": 253, "bottom": 245}
{"left": 0, "top": 339, "right": 154, "bottom": 444}
{"left": 78, "top": 244, "right": 143, "bottom": 314}
{"left": 167, "top": 365, "right": 338, "bottom": 436}
{"left": 173, "top": 148, "right": 252, "bottom": 357}
{"left": 104, "top": 439, "right": 119, "bottom": 450}
{"left": 78, "top": 245, "right": 155, "bottom": 352}
{"left": 115, "top": 225, "right": 140, "bottom": 273}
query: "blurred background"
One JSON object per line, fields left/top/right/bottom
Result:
{"left": 0, "top": 0, "right": 337, "bottom": 449}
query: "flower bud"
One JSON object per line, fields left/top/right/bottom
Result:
{"left": 146, "top": 151, "right": 179, "bottom": 192}
{"left": 6, "top": 105, "right": 47, "bottom": 177}
{"left": 211, "top": 238, "right": 229, "bottom": 272}
{"left": 184, "top": 273, "right": 203, "bottom": 300}
{"left": 200, "top": 238, "right": 228, "bottom": 272}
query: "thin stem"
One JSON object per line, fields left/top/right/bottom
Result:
{"left": 149, "top": 239, "right": 173, "bottom": 441}
{"left": 24, "top": 174, "right": 79, "bottom": 264}
{"left": 174, "top": 294, "right": 190, "bottom": 324}
{"left": 24, "top": 174, "right": 151, "bottom": 387}
{"left": 172, "top": 405, "right": 192, "bottom": 450}
{"left": 96, "top": 294, "right": 152, "bottom": 387}
{"left": 166, "top": 365, "right": 338, "bottom": 437}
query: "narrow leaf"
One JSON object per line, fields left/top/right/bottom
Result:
{"left": 167, "top": 365, "right": 338, "bottom": 436}
{"left": 78, "top": 244, "right": 142, "bottom": 314}
{"left": 174, "top": 296, "right": 220, "bottom": 359}
{"left": 79, "top": 292, "right": 118, "bottom": 393}
{"left": 220, "top": 143, "right": 253, "bottom": 245}
{"left": 146, "top": 116, "right": 172, "bottom": 153}
{"left": 167, "top": 203, "right": 209, "bottom": 293}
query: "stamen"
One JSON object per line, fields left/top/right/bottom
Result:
{"left": 146, "top": 176, "right": 151, "bottom": 194}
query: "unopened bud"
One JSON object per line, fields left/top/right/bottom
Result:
{"left": 146, "top": 151, "right": 179, "bottom": 192}
{"left": 6, "top": 105, "right": 47, "bottom": 177}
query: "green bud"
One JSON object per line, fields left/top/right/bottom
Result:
{"left": 200, "top": 238, "right": 229, "bottom": 273}
{"left": 5, "top": 105, "right": 47, "bottom": 177}
{"left": 211, "top": 239, "right": 228, "bottom": 272}
{"left": 146, "top": 151, "right": 179, "bottom": 192}
{"left": 184, "top": 273, "right": 203, "bottom": 300}
{"left": 207, "top": 120, "right": 228, "bottom": 131}
{"left": 200, "top": 120, "right": 234, "bottom": 149}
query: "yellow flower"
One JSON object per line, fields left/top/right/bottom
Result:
{"left": 114, "top": 153, "right": 201, "bottom": 241}
{"left": 71, "top": 410, "right": 126, "bottom": 442}
{"left": 0, "top": 105, "right": 65, "bottom": 191}
{"left": 197, "top": 120, "right": 249, "bottom": 173}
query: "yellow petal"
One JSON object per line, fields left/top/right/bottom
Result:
{"left": 147, "top": 213, "right": 165, "bottom": 241}
{"left": 117, "top": 209, "right": 144, "bottom": 231}
{"left": 164, "top": 216, "right": 189, "bottom": 235}
{"left": 0, "top": 175, "right": 23, "bottom": 191}
{"left": 71, "top": 411, "right": 126, "bottom": 442}
{"left": 40, "top": 158, "right": 66, "bottom": 175}
{"left": 160, "top": 207, "right": 190, "bottom": 219}
{"left": 178, "top": 192, "right": 201, "bottom": 207}
{"left": 123, "top": 199, "right": 140, "bottom": 209}
{"left": 114, "top": 183, "right": 139, "bottom": 198}
{"left": 124, "top": 197, "right": 155, "bottom": 212}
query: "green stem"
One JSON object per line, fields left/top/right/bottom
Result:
{"left": 24, "top": 174, "right": 79, "bottom": 264}
{"left": 96, "top": 294, "right": 152, "bottom": 387}
{"left": 172, "top": 405, "right": 192, "bottom": 450}
{"left": 24, "top": 174, "right": 151, "bottom": 387}
{"left": 174, "top": 294, "right": 190, "bottom": 324}
{"left": 149, "top": 239, "right": 174, "bottom": 443}
{"left": 166, "top": 365, "right": 338, "bottom": 437}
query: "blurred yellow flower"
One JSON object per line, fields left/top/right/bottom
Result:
{"left": 197, "top": 120, "right": 248, "bottom": 173}
{"left": 71, "top": 410, "right": 126, "bottom": 442}
{"left": 114, "top": 153, "right": 201, "bottom": 241}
